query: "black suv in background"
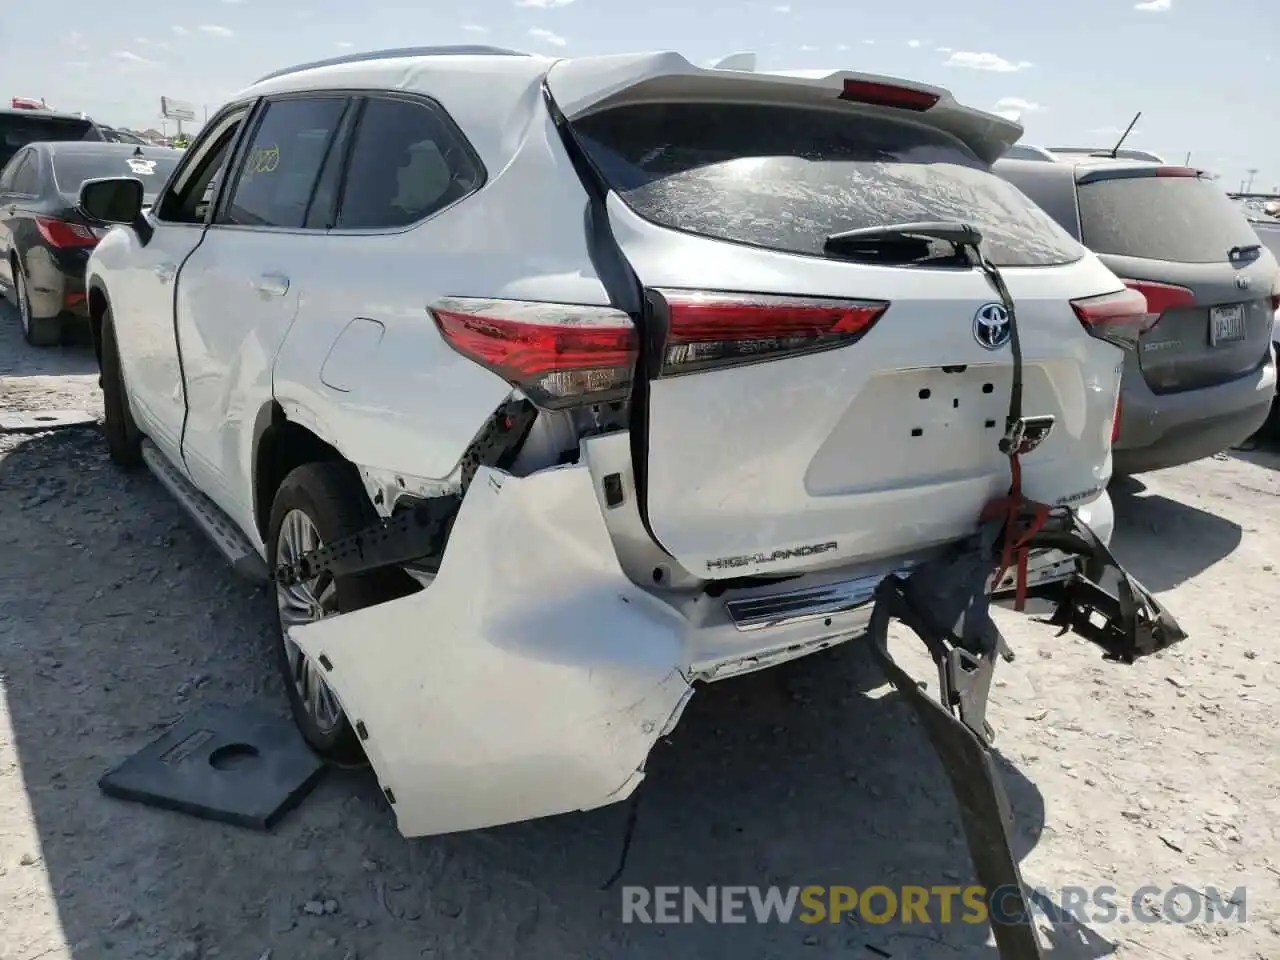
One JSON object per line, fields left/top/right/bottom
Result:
{"left": 996, "top": 158, "right": 1279, "bottom": 475}
{"left": 0, "top": 107, "right": 104, "bottom": 169}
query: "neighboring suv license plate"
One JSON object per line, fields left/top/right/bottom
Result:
{"left": 1210, "top": 304, "right": 1246, "bottom": 345}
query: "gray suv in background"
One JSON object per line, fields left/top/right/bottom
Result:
{"left": 996, "top": 158, "right": 1279, "bottom": 474}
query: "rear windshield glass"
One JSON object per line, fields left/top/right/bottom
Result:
{"left": 0, "top": 115, "right": 96, "bottom": 168}
{"left": 571, "top": 102, "right": 1085, "bottom": 268}
{"left": 1078, "top": 176, "right": 1263, "bottom": 263}
{"left": 52, "top": 152, "right": 180, "bottom": 199}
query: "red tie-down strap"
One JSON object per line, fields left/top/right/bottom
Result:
{"left": 980, "top": 455, "right": 1053, "bottom": 611}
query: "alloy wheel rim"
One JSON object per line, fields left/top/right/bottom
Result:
{"left": 274, "top": 509, "right": 344, "bottom": 734}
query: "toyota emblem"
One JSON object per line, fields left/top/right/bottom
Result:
{"left": 973, "top": 302, "right": 1012, "bottom": 350}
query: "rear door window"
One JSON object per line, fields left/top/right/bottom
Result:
{"left": 1078, "top": 175, "right": 1263, "bottom": 263}
{"left": 221, "top": 96, "right": 348, "bottom": 229}
{"left": 10, "top": 152, "right": 40, "bottom": 195}
{"left": 571, "top": 102, "right": 1084, "bottom": 267}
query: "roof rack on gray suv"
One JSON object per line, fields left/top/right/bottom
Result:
{"left": 254, "top": 46, "right": 533, "bottom": 84}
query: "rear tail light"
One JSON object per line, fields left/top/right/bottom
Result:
{"left": 1111, "top": 393, "right": 1122, "bottom": 444}
{"left": 649, "top": 290, "right": 890, "bottom": 377}
{"left": 1070, "top": 285, "right": 1160, "bottom": 350}
{"left": 431, "top": 297, "right": 638, "bottom": 410}
{"left": 839, "top": 79, "right": 939, "bottom": 112}
{"left": 35, "top": 216, "right": 97, "bottom": 248}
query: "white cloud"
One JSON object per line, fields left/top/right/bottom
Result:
{"left": 65, "top": 30, "right": 89, "bottom": 51}
{"left": 907, "top": 39, "right": 921, "bottom": 48}
{"left": 945, "top": 51, "right": 1033, "bottom": 72}
{"left": 136, "top": 37, "right": 149, "bottom": 45}
{"left": 1134, "top": 0, "right": 1171, "bottom": 10}
{"left": 863, "top": 39, "right": 875, "bottom": 45}
{"left": 462, "top": 23, "right": 490, "bottom": 33}
{"left": 800, "top": 44, "right": 818, "bottom": 52}
{"left": 528, "top": 27, "right": 567, "bottom": 46}
{"left": 336, "top": 41, "right": 353, "bottom": 48}
{"left": 171, "top": 25, "right": 190, "bottom": 36}
{"left": 113, "top": 50, "right": 159, "bottom": 67}
{"left": 199, "top": 24, "right": 234, "bottom": 37}
{"left": 993, "top": 97, "right": 1042, "bottom": 113}
{"left": 936, "top": 46, "right": 953, "bottom": 53}
{"left": 835, "top": 43, "right": 848, "bottom": 51}
{"left": 773, "top": 3, "right": 792, "bottom": 10}
{"left": 515, "top": 0, "right": 574, "bottom": 7}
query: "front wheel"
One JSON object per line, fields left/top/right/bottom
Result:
{"left": 99, "top": 307, "right": 143, "bottom": 467}
{"left": 268, "top": 461, "right": 414, "bottom": 766}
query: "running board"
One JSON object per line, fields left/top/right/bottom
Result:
{"left": 140, "top": 440, "right": 269, "bottom": 583}
{"left": 725, "top": 550, "right": 1078, "bottom": 632}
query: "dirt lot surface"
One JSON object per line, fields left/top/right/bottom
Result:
{"left": 2, "top": 307, "right": 1279, "bottom": 960}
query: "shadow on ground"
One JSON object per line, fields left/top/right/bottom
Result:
{"left": 1107, "top": 475, "right": 1243, "bottom": 592}
{"left": 0, "top": 298, "right": 97, "bottom": 377}
{"left": 0, "top": 428, "right": 1119, "bottom": 960}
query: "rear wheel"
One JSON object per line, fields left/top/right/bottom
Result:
{"left": 269, "top": 461, "right": 413, "bottom": 766}
{"left": 15, "top": 262, "right": 60, "bottom": 347}
{"left": 99, "top": 307, "right": 143, "bottom": 467}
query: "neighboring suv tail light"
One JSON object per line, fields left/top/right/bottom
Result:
{"left": 1111, "top": 393, "right": 1122, "bottom": 444}
{"left": 1070, "top": 286, "right": 1157, "bottom": 350}
{"left": 431, "top": 297, "right": 638, "bottom": 410}
{"left": 649, "top": 290, "right": 889, "bottom": 377}
{"left": 35, "top": 217, "right": 98, "bottom": 248}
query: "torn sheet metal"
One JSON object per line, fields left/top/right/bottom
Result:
{"left": 289, "top": 462, "right": 694, "bottom": 838}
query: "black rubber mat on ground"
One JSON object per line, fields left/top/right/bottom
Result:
{"left": 98, "top": 706, "right": 327, "bottom": 830}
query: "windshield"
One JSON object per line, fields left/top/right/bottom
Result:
{"left": 51, "top": 152, "right": 179, "bottom": 199}
{"left": 0, "top": 114, "right": 96, "bottom": 168}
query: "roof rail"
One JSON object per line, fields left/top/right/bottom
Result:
{"left": 253, "top": 45, "right": 533, "bottom": 85}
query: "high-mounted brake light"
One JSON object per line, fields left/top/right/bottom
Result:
{"left": 1155, "top": 166, "right": 1200, "bottom": 178}
{"left": 1069, "top": 286, "right": 1151, "bottom": 350}
{"left": 35, "top": 217, "right": 97, "bottom": 249}
{"left": 651, "top": 289, "right": 889, "bottom": 377}
{"left": 838, "top": 79, "right": 939, "bottom": 112}
{"left": 431, "top": 297, "right": 638, "bottom": 410}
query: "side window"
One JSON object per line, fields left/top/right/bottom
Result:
{"left": 0, "top": 151, "right": 25, "bottom": 193}
{"left": 10, "top": 153, "right": 39, "bottom": 195}
{"left": 335, "top": 97, "right": 482, "bottom": 230}
{"left": 221, "top": 97, "right": 347, "bottom": 229}
{"left": 156, "top": 108, "right": 250, "bottom": 225}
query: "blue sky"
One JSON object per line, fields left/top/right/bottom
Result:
{"left": 1, "top": 0, "right": 1275, "bottom": 191}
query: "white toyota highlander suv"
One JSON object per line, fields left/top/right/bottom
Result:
{"left": 78, "top": 46, "right": 1141, "bottom": 839}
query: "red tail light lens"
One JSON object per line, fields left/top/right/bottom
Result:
{"left": 1156, "top": 166, "right": 1200, "bottom": 178}
{"left": 839, "top": 79, "right": 939, "bottom": 112}
{"left": 1070, "top": 286, "right": 1156, "bottom": 350}
{"left": 1111, "top": 393, "right": 1122, "bottom": 444}
{"left": 650, "top": 290, "right": 889, "bottom": 377}
{"left": 431, "top": 297, "right": 638, "bottom": 410}
{"left": 1121, "top": 279, "right": 1195, "bottom": 316}
{"left": 35, "top": 217, "right": 97, "bottom": 248}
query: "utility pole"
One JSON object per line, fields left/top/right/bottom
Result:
{"left": 1184, "top": 151, "right": 1191, "bottom": 165}
{"left": 1245, "top": 168, "right": 1258, "bottom": 193}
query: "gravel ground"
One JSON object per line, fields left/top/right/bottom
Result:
{"left": 1, "top": 303, "right": 1279, "bottom": 960}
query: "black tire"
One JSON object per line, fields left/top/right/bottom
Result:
{"left": 15, "top": 261, "right": 60, "bottom": 347}
{"left": 268, "top": 461, "right": 414, "bottom": 766}
{"left": 99, "top": 307, "right": 143, "bottom": 468}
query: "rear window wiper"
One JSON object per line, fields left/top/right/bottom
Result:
{"left": 823, "top": 221, "right": 985, "bottom": 264}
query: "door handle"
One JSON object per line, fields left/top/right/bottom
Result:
{"left": 253, "top": 272, "right": 290, "bottom": 297}
{"left": 154, "top": 262, "right": 177, "bottom": 284}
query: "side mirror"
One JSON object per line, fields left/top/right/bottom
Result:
{"left": 78, "top": 177, "right": 152, "bottom": 245}
{"left": 78, "top": 177, "right": 144, "bottom": 225}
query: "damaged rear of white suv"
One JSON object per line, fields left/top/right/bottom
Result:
{"left": 83, "top": 48, "right": 1180, "bottom": 882}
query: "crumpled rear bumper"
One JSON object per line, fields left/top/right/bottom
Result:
{"left": 289, "top": 461, "right": 1112, "bottom": 838}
